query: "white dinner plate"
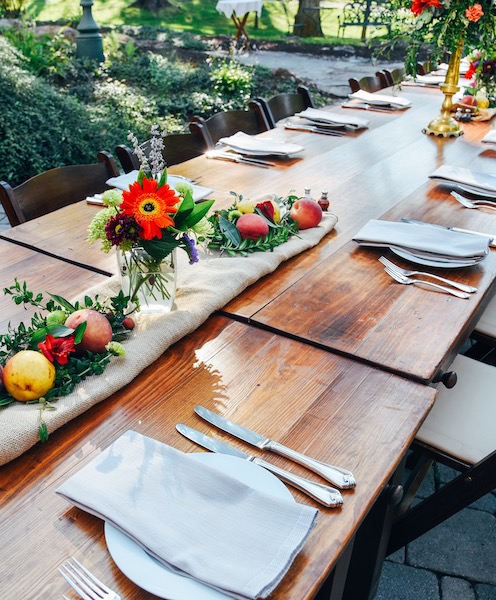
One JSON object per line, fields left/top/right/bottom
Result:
{"left": 222, "top": 144, "right": 303, "bottom": 158}
{"left": 104, "top": 453, "right": 293, "bottom": 600}
{"left": 457, "top": 184, "right": 496, "bottom": 199}
{"left": 390, "top": 247, "right": 480, "bottom": 269}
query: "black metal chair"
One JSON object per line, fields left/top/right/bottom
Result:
{"left": 0, "top": 151, "right": 120, "bottom": 227}
{"left": 387, "top": 353, "right": 496, "bottom": 554}
{"left": 115, "top": 130, "right": 207, "bottom": 174}
{"left": 188, "top": 106, "right": 270, "bottom": 150}
{"left": 249, "top": 85, "right": 315, "bottom": 129}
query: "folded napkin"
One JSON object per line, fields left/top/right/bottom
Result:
{"left": 56, "top": 431, "right": 317, "bottom": 600}
{"left": 295, "top": 107, "right": 369, "bottom": 129}
{"left": 482, "top": 130, "right": 496, "bottom": 145}
{"left": 218, "top": 131, "right": 304, "bottom": 157}
{"left": 106, "top": 171, "right": 213, "bottom": 202}
{"left": 349, "top": 90, "right": 412, "bottom": 109}
{"left": 353, "top": 220, "right": 489, "bottom": 263}
{"left": 429, "top": 165, "right": 496, "bottom": 194}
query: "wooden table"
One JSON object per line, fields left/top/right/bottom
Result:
{"left": 0, "top": 85, "right": 493, "bottom": 599}
{"left": 0, "top": 314, "right": 435, "bottom": 599}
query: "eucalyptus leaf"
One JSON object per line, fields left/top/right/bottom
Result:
{"left": 48, "top": 293, "right": 76, "bottom": 312}
{"left": 219, "top": 215, "right": 242, "bottom": 246}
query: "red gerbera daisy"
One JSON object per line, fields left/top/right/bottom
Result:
{"left": 411, "top": 0, "right": 442, "bottom": 16}
{"left": 120, "top": 177, "right": 179, "bottom": 240}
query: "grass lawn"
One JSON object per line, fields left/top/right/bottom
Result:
{"left": 23, "top": 0, "right": 387, "bottom": 45}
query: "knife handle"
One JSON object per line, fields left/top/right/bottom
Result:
{"left": 266, "top": 441, "right": 356, "bottom": 489}
{"left": 252, "top": 458, "right": 343, "bottom": 508}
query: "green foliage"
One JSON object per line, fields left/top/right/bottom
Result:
{"left": 0, "top": 23, "right": 324, "bottom": 186}
{"left": 0, "top": 0, "right": 27, "bottom": 18}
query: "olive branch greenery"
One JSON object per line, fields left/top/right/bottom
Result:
{"left": 0, "top": 280, "right": 131, "bottom": 442}
{"left": 207, "top": 193, "right": 300, "bottom": 257}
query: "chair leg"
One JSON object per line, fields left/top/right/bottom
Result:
{"left": 387, "top": 450, "right": 496, "bottom": 555}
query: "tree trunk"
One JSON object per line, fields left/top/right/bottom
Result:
{"left": 293, "top": 0, "right": 323, "bottom": 37}
{"left": 131, "top": 0, "right": 172, "bottom": 13}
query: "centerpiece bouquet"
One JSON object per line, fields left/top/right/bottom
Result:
{"left": 460, "top": 49, "right": 496, "bottom": 111}
{"left": 88, "top": 126, "right": 215, "bottom": 314}
{"left": 389, "top": 0, "right": 496, "bottom": 75}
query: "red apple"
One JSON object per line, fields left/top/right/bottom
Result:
{"left": 65, "top": 308, "right": 113, "bottom": 354}
{"left": 290, "top": 199, "right": 323, "bottom": 230}
{"left": 122, "top": 317, "right": 135, "bottom": 330}
{"left": 236, "top": 213, "right": 269, "bottom": 242}
{"left": 461, "top": 94, "right": 478, "bottom": 107}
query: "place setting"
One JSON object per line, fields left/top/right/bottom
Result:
{"left": 92, "top": 171, "right": 214, "bottom": 202}
{"left": 429, "top": 164, "right": 496, "bottom": 200}
{"left": 209, "top": 131, "right": 304, "bottom": 167}
{"left": 353, "top": 218, "right": 490, "bottom": 270}
{"left": 342, "top": 89, "right": 412, "bottom": 112}
{"left": 286, "top": 107, "right": 370, "bottom": 134}
{"left": 55, "top": 418, "right": 355, "bottom": 600}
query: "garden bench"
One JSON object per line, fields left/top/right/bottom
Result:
{"left": 338, "top": 0, "right": 392, "bottom": 41}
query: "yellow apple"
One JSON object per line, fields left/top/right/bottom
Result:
{"left": 3, "top": 350, "right": 56, "bottom": 402}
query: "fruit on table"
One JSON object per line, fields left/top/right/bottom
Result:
{"left": 65, "top": 308, "right": 113, "bottom": 353}
{"left": 237, "top": 197, "right": 281, "bottom": 223}
{"left": 461, "top": 94, "right": 478, "bottom": 107}
{"left": 0, "top": 364, "right": 3, "bottom": 391}
{"left": 236, "top": 213, "right": 269, "bottom": 241}
{"left": 3, "top": 350, "right": 56, "bottom": 402}
{"left": 476, "top": 95, "right": 490, "bottom": 109}
{"left": 289, "top": 199, "right": 323, "bottom": 229}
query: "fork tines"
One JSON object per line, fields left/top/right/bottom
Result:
{"left": 59, "top": 556, "right": 118, "bottom": 600}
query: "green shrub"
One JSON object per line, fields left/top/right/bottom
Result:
{"left": 0, "top": 26, "right": 322, "bottom": 186}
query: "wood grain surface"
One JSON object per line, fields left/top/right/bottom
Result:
{"left": 0, "top": 316, "right": 435, "bottom": 600}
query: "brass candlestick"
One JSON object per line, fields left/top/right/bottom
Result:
{"left": 423, "top": 41, "right": 464, "bottom": 138}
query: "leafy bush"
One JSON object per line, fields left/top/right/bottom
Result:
{"left": 0, "top": 26, "right": 324, "bottom": 186}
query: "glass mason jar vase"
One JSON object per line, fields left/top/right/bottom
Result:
{"left": 117, "top": 247, "right": 176, "bottom": 315}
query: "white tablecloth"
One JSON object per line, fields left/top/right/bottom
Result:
{"left": 216, "top": 0, "right": 263, "bottom": 18}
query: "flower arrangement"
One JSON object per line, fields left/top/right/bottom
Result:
{"left": 88, "top": 126, "right": 214, "bottom": 312}
{"left": 462, "top": 49, "right": 496, "bottom": 107}
{"left": 390, "top": 0, "right": 496, "bottom": 76}
{"left": 0, "top": 280, "right": 129, "bottom": 441}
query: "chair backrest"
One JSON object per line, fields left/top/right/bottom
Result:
{"left": 417, "top": 60, "right": 433, "bottom": 75}
{"left": 115, "top": 130, "right": 207, "bottom": 174}
{"left": 376, "top": 70, "right": 392, "bottom": 87}
{"left": 250, "top": 85, "right": 315, "bottom": 129}
{"left": 0, "top": 151, "right": 120, "bottom": 227}
{"left": 349, "top": 74, "right": 387, "bottom": 93}
{"left": 188, "top": 106, "right": 270, "bottom": 150}
{"left": 380, "top": 67, "right": 406, "bottom": 87}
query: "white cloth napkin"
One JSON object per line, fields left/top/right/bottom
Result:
{"left": 353, "top": 220, "right": 489, "bottom": 263}
{"left": 349, "top": 90, "right": 412, "bottom": 109}
{"left": 295, "top": 107, "right": 369, "bottom": 129}
{"left": 218, "top": 132, "right": 304, "bottom": 156}
{"left": 482, "top": 130, "right": 496, "bottom": 145}
{"left": 429, "top": 165, "right": 496, "bottom": 194}
{"left": 56, "top": 431, "right": 317, "bottom": 600}
{"left": 105, "top": 171, "right": 213, "bottom": 202}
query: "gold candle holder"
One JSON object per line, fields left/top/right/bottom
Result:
{"left": 423, "top": 42, "right": 464, "bottom": 138}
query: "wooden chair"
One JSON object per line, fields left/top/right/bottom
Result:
{"left": 376, "top": 70, "right": 392, "bottom": 87}
{"left": 0, "top": 151, "right": 120, "bottom": 227}
{"left": 188, "top": 106, "right": 270, "bottom": 150}
{"left": 380, "top": 67, "right": 406, "bottom": 87}
{"left": 115, "top": 130, "right": 207, "bottom": 174}
{"left": 348, "top": 74, "right": 387, "bottom": 93}
{"left": 249, "top": 85, "right": 315, "bottom": 129}
{"left": 417, "top": 60, "right": 433, "bottom": 75}
{"left": 387, "top": 353, "right": 496, "bottom": 554}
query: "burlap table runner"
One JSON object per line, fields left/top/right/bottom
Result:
{"left": 0, "top": 214, "right": 337, "bottom": 465}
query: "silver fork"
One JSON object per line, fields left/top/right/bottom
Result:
{"left": 383, "top": 266, "right": 470, "bottom": 299}
{"left": 379, "top": 256, "right": 477, "bottom": 294}
{"left": 59, "top": 557, "right": 121, "bottom": 600}
{"left": 451, "top": 191, "right": 496, "bottom": 212}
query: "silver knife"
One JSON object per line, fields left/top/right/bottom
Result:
{"left": 284, "top": 123, "right": 345, "bottom": 137}
{"left": 194, "top": 405, "right": 356, "bottom": 489}
{"left": 341, "top": 102, "right": 395, "bottom": 113}
{"left": 176, "top": 424, "right": 343, "bottom": 507}
{"left": 206, "top": 152, "right": 275, "bottom": 168}
{"left": 401, "top": 218, "right": 496, "bottom": 247}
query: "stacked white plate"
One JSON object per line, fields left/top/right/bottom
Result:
{"left": 295, "top": 107, "right": 369, "bottom": 129}
{"left": 218, "top": 131, "right": 304, "bottom": 157}
{"left": 348, "top": 90, "right": 412, "bottom": 109}
{"left": 429, "top": 165, "right": 496, "bottom": 199}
